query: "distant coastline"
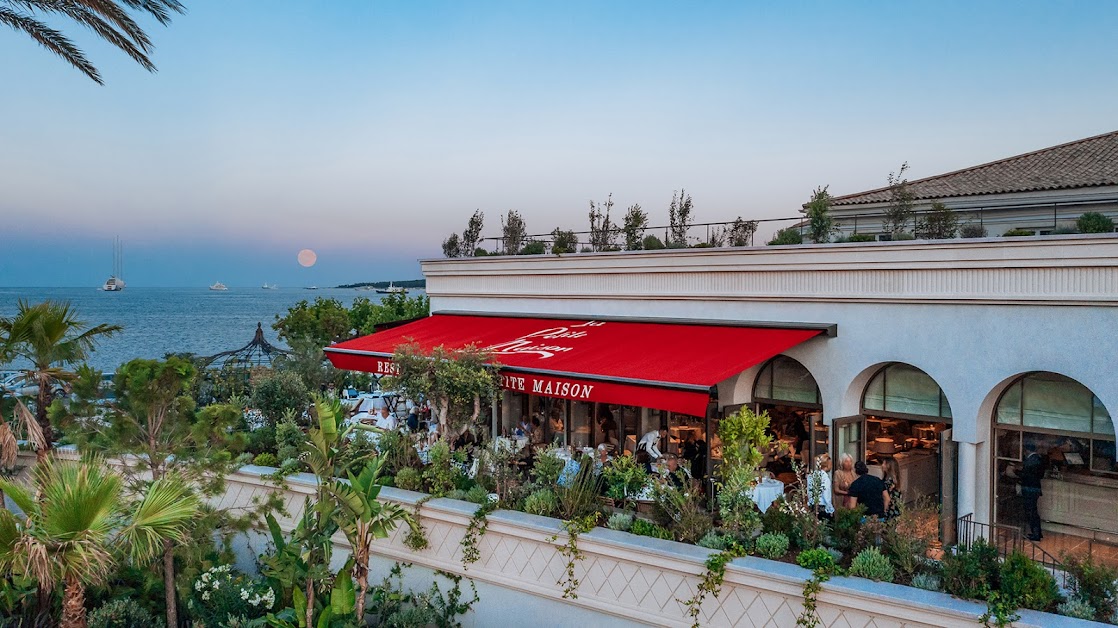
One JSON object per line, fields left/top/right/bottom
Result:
{"left": 334, "top": 279, "right": 426, "bottom": 289}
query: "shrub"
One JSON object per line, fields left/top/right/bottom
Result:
{"left": 251, "top": 452, "right": 278, "bottom": 467}
{"left": 911, "top": 572, "right": 942, "bottom": 592}
{"left": 630, "top": 518, "right": 673, "bottom": 540}
{"left": 1002, "top": 228, "right": 1035, "bottom": 237}
{"left": 999, "top": 551, "right": 1059, "bottom": 612}
{"left": 376, "top": 429, "right": 421, "bottom": 476}
{"left": 892, "top": 232, "right": 915, "bottom": 240}
{"left": 652, "top": 479, "right": 713, "bottom": 544}
{"left": 697, "top": 531, "right": 735, "bottom": 550}
{"left": 849, "top": 547, "right": 895, "bottom": 582}
{"left": 761, "top": 498, "right": 795, "bottom": 537}
{"left": 607, "top": 512, "right": 634, "bottom": 532}
{"left": 444, "top": 489, "right": 468, "bottom": 501}
{"left": 796, "top": 548, "right": 837, "bottom": 575}
{"left": 942, "top": 539, "right": 999, "bottom": 600}
{"left": 1077, "top": 211, "right": 1115, "bottom": 234}
{"left": 844, "top": 233, "right": 877, "bottom": 243}
{"left": 1057, "top": 596, "right": 1097, "bottom": 620}
{"left": 641, "top": 234, "right": 666, "bottom": 250}
{"left": 755, "top": 533, "right": 790, "bottom": 560}
{"left": 465, "top": 484, "right": 490, "bottom": 505}
{"left": 423, "top": 440, "right": 461, "bottom": 497}
{"left": 830, "top": 506, "right": 866, "bottom": 556}
{"left": 531, "top": 447, "right": 566, "bottom": 486}
{"left": 601, "top": 454, "right": 647, "bottom": 504}
{"left": 1062, "top": 554, "right": 1118, "bottom": 622}
{"left": 274, "top": 415, "right": 304, "bottom": 464}
{"left": 767, "top": 227, "right": 803, "bottom": 246}
{"left": 187, "top": 565, "right": 274, "bottom": 627}
{"left": 251, "top": 371, "right": 309, "bottom": 427}
{"left": 88, "top": 599, "right": 165, "bottom": 628}
{"left": 246, "top": 425, "right": 276, "bottom": 455}
{"left": 395, "top": 467, "right": 424, "bottom": 492}
{"left": 959, "top": 223, "right": 988, "bottom": 238}
{"left": 523, "top": 489, "right": 558, "bottom": 517}
{"left": 884, "top": 503, "right": 937, "bottom": 579}
{"left": 519, "top": 240, "right": 547, "bottom": 255}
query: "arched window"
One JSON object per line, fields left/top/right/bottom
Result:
{"left": 752, "top": 356, "right": 820, "bottom": 407}
{"left": 995, "top": 372, "right": 1114, "bottom": 475}
{"left": 861, "top": 363, "right": 952, "bottom": 420}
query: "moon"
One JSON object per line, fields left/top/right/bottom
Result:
{"left": 297, "top": 249, "right": 317, "bottom": 267}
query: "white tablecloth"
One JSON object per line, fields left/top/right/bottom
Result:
{"left": 750, "top": 479, "right": 785, "bottom": 513}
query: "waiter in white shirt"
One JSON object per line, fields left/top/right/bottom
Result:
{"left": 637, "top": 428, "right": 667, "bottom": 472}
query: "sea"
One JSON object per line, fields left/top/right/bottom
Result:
{"left": 0, "top": 287, "right": 402, "bottom": 372}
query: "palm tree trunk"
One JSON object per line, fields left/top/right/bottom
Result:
{"left": 163, "top": 538, "right": 178, "bottom": 628}
{"left": 305, "top": 575, "right": 315, "bottom": 628}
{"left": 35, "top": 378, "right": 54, "bottom": 460}
{"left": 60, "top": 576, "right": 87, "bottom": 628}
{"left": 354, "top": 544, "right": 369, "bottom": 621}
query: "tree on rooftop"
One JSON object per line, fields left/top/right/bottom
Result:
{"left": 550, "top": 227, "right": 578, "bottom": 254}
{"left": 462, "top": 209, "right": 485, "bottom": 255}
{"left": 272, "top": 297, "right": 353, "bottom": 348}
{"left": 350, "top": 292, "right": 430, "bottom": 336}
{"left": 500, "top": 210, "right": 527, "bottom": 255}
{"left": 0, "top": 0, "right": 185, "bottom": 85}
{"left": 727, "top": 217, "right": 759, "bottom": 247}
{"left": 1076, "top": 211, "right": 1115, "bottom": 234}
{"left": 0, "top": 300, "right": 120, "bottom": 461}
{"left": 382, "top": 343, "right": 500, "bottom": 441}
{"left": 767, "top": 227, "right": 803, "bottom": 245}
{"left": 441, "top": 232, "right": 462, "bottom": 258}
{"left": 588, "top": 194, "right": 620, "bottom": 252}
{"left": 801, "top": 186, "right": 837, "bottom": 243}
{"left": 882, "top": 162, "right": 916, "bottom": 237}
{"left": 915, "top": 200, "right": 959, "bottom": 239}
{"left": 622, "top": 203, "right": 648, "bottom": 250}
{"left": 668, "top": 189, "right": 695, "bottom": 248}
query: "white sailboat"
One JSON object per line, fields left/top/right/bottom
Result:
{"left": 261, "top": 283, "right": 278, "bottom": 289}
{"left": 209, "top": 281, "right": 228, "bottom": 291}
{"left": 102, "top": 237, "right": 125, "bottom": 291}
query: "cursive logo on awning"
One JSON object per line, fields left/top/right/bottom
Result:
{"left": 483, "top": 321, "right": 605, "bottom": 359}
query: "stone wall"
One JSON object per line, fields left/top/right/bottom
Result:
{"left": 217, "top": 465, "right": 1092, "bottom": 628}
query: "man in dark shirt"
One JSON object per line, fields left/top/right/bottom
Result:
{"left": 847, "top": 460, "right": 889, "bottom": 517}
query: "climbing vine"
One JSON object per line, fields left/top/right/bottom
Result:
{"left": 795, "top": 548, "right": 838, "bottom": 628}
{"left": 404, "top": 495, "right": 434, "bottom": 551}
{"left": 680, "top": 543, "right": 746, "bottom": 628}
{"left": 461, "top": 501, "right": 496, "bottom": 568}
{"left": 547, "top": 513, "right": 600, "bottom": 599}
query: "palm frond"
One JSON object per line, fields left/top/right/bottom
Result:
{"left": 0, "top": 420, "right": 18, "bottom": 468}
{"left": 0, "top": 5, "right": 101, "bottom": 83}
{"left": 120, "top": 476, "right": 198, "bottom": 564}
{"left": 0, "top": 479, "right": 35, "bottom": 519}
{"left": 14, "top": 398, "right": 46, "bottom": 452}
{"left": 117, "top": 0, "right": 185, "bottom": 25}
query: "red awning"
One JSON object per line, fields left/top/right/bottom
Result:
{"left": 325, "top": 313, "right": 826, "bottom": 416}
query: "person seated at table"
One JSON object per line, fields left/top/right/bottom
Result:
{"left": 405, "top": 406, "right": 420, "bottom": 432}
{"left": 374, "top": 405, "right": 398, "bottom": 431}
{"left": 808, "top": 454, "right": 835, "bottom": 518}
{"left": 637, "top": 428, "right": 666, "bottom": 473}
{"left": 594, "top": 443, "right": 613, "bottom": 474}
{"left": 847, "top": 460, "right": 889, "bottom": 518}
{"left": 662, "top": 454, "right": 687, "bottom": 488}
{"left": 514, "top": 416, "right": 532, "bottom": 438}
{"left": 529, "top": 418, "right": 545, "bottom": 447}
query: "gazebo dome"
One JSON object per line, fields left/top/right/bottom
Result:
{"left": 202, "top": 323, "right": 290, "bottom": 370}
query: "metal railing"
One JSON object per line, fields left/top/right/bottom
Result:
{"left": 956, "top": 513, "right": 1068, "bottom": 587}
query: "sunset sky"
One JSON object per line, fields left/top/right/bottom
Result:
{"left": 2, "top": 1, "right": 1116, "bottom": 287}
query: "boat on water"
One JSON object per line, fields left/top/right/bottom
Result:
{"left": 210, "top": 282, "right": 228, "bottom": 291}
{"left": 102, "top": 237, "right": 125, "bottom": 292}
{"left": 375, "top": 282, "right": 406, "bottom": 294}
{"left": 261, "top": 283, "right": 278, "bottom": 289}
{"left": 305, "top": 286, "right": 318, "bottom": 290}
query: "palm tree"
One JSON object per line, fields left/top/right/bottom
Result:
{"left": 0, "top": 300, "right": 121, "bottom": 461}
{"left": 0, "top": 457, "right": 198, "bottom": 628}
{"left": 0, "top": 0, "right": 185, "bottom": 84}
{"left": 328, "top": 457, "right": 414, "bottom": 621}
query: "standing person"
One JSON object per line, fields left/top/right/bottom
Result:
{"left": 847, "top": 460, "right": 889, "bottom": 518}
{"left": 833, "top": 453, "right": 857, "bottom": 509}
{"left": 881, "top": 457, "right": 903, "bottom": 519}
{"left": 1020, "top": 440, "right": 1046, "bottom": 541}
{"left": 809, "top": 454, "right": 836, "bottom": 518}
{"left": 598, "top": 406, "right": 618, "bottom": 445}
{"left": 690, "top": 439, "right": 708, "bottom": 485}
{"left": 637, "top": 428, "right": 667, "bottom": 472}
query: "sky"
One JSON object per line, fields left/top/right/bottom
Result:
{"left": 1, "top": 1, "right": 1116, "bottom": 287}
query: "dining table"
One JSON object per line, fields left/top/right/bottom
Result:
{"left": 750, "top": 478, "right": 786, "bottom": 513}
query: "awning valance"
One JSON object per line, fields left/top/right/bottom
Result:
{"left": 325, "top": 313, "right": 827, "bottom": 416}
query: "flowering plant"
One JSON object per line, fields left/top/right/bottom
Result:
{"left": 188, "top": 564, "right": 275, "bottom": 626}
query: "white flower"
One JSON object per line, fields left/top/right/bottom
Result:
{"left": 201, "top": 573, "right": 211, "bottom": 583}
{"left": 201, "top": 591, "right": 211, "bottom": 601}
{"left": 212, "top": 581, "right": 220, "bottom": 590}
{"left": 195, "top": 581, "right": 204, "bottom": 591}
{"left": 240, "top": 589, "right": 250, "bottom": 600}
